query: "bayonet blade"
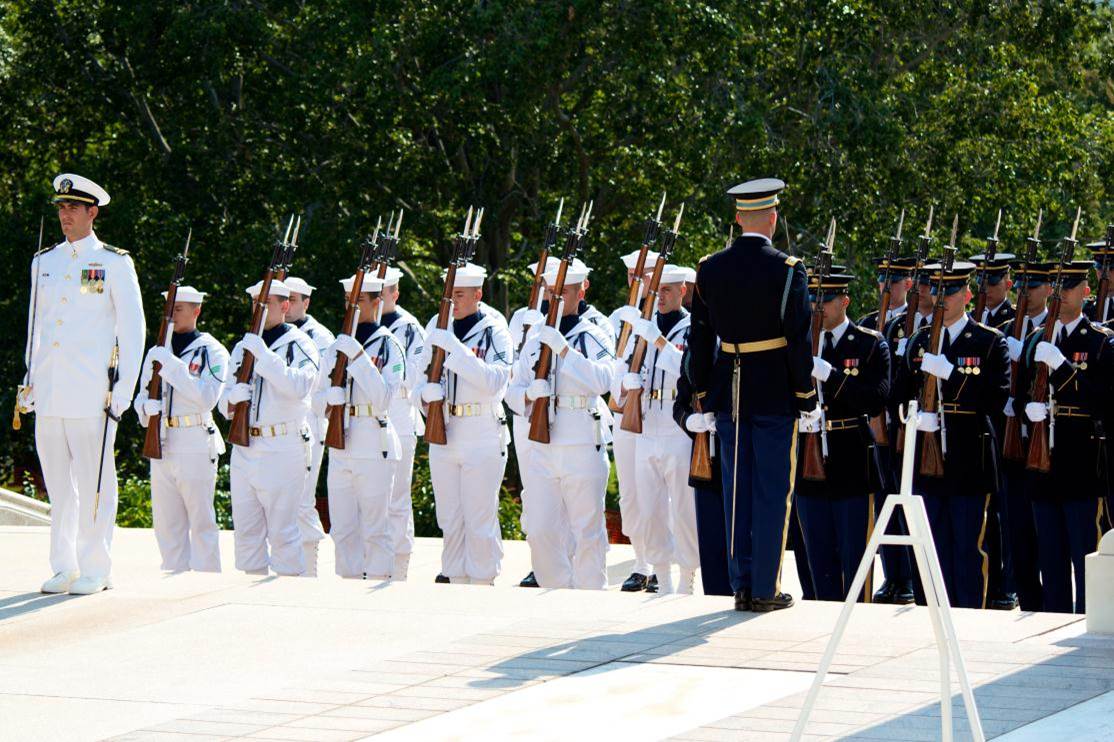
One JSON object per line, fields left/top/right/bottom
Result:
{"left": 1034, "top": 209, "right": 1043, "bottom": 240}
{"left": 993, "top": 209, "right": 1002, "bottom": 241}
{"left": 656, "top": 192, "right": 666, "bottom": 222}
{"left": 282, "top": 214, "right": 294, "bottom": 245}
{"left": 1069, "top": 206, "right": 1082, "bottom": 241}
{"left": 672, "top": 202, "right": 684, "bottom": 233}
{"left": 895, "top": 208, "right": 905, "bottom": 241}
{"left": 462, "top": 206, "right": 474, "bottom": 238}
{"left": 555, "top": 197, "right": 564, "bottom": 227}
{"left": 291, "top": 215, "right": 302, "bottom": 247}
{"left": 923, "top": 205, "right": 935, "bottom": 238}
{"left": 183, "top": 227, "right": 192, "bottom": 260}
{"left": 394, "top": 209, "right": 403, "bottom": 239}
{"left": 948, "top": 213, "right": 959, "bottom": 247}
{"left": 472, "top": 207, "right": 485, "bottom": 238}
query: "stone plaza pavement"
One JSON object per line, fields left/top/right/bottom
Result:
{"left": 2, "top": 526, "right": 1114, "bottom": 741}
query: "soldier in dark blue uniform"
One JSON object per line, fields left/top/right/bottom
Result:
{"left": 996, "top": 261, "right": 1054, "bottom": 611}
{"left": 1082, "top": 235, "right": 1113, "bottom": 327}
{"left": 797, "top": 271, "right": 890, "bottom": 601}
{"left": 673, "top": 353, "right": 732, "bottom": 596}
{"left": 857, "top": 257, "right": 916, "bottom": 333}
{"left": 895, "top": 261, "right": 1010, "bottom": 609}
{"left": 688, "top": 178, "right": 819, "bottom": 612}
{"left": 970, "top": 252, "right": 1018, "bottom": 610}
{"left": 1015, "top": 260, "right": 1114, "bottom": 614}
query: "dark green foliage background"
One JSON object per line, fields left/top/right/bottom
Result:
{"left": 2, "top": 1, "right": 1110, "bottom": 534}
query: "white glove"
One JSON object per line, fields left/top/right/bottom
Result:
{"left": 1005, "top": 336, "right": 1023, "bottom": 363}
{"left": 520, "top": 308, "right": 545, "bottom": 328}
{"left": 1025, "top": 402, "right": 1049, "bottom": 422}
{"left": 896, "top": 338, "right": 908, "bottom": 357}
{"left": 109, "top": 391, "right": 131, "bottom": 419}
{"left": 428, "top": 328, "right": 465, "bottom": 355}
{"left": 614, "top": 305, "right": 641, "bottom": 325}
{"left": 811, "top": 356, "right": 833, "bottom": 382}
{"left": 621, "top": 372, "right": 642, "bottom": 391}
{"left": 537, "top": 325, "right": 569, "bottom": 354}
{"left": 227, "top": 383, "right": 252, "bottom": 405}
{"left": 526, "top": 378, "right": 552, "bottom": 401}
{"left": 241, "top": 332, "right": 270, "bottom": 358}
{"left": 916, "top": 411, "right": 940, "bottom": 432}
{"left": 333, "top": 334, "right": 364, "bottom": 360}
{"left": 633, "top": 318, "right": 662, "bottom": 345}
{"left": 420, "top": 383, "right": 444, "bottom": 403}
{"left": 798, "top": 411, "right": 821, "bottom": 434}
{"left": 16, "top": 385, "right": 33, "bottom": 413}
{"left": 921, "top": 352, "right": 954, "bottom": 380}
{"left": 685, "top": 412, "right": 715, "bottom": 433}
{"left": 325, "top": 386, "right": 346, "bottom": 406}
{"left": 1003, "top": 397, "right": 1015, "bottom": 418}
{"left": 1034, "top": 341, "right": 1066, "bottom": 370}
{"left": 148, "top": 345, "right": 179, "bottom": 370}
{"left": 143, "top": 398, "right": 163, "bottom": 416}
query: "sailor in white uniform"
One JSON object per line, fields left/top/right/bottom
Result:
{"left": 417, "top": 263, "right": 513, "bottom": 585}
{"left": 24, "top": 174, "right": 145, "bottom": 595}
{"left": 314, "top": 273, "right": 406, "bottom": 579}
{"left": 612, "top": 265, "right": 699, "bottom": 594}
{"left": 283, "top": 276, "right": 333, "bottom": 576}
{"left": 134, "top": 286, "right": 228, "bottom": 572}
{"left": 507, "top": 260, "right": 616, "bottom": 588}
{"left": 219, "top": 279, "right": 318, "bottom": 576}
{"left": 609, "top": 249, "right": 659, "bottom": 592}
{"left": 379, "top": 267, "right": 427, "bottom": 580}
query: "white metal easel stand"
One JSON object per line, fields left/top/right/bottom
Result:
{"left": 791, "top": 401, "right": 984, "bottom": 742}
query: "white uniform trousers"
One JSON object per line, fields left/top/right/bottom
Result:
{"left": 230, "top": 449, "right": 306, "bottom": 575}
{"left": 298, "top": 421, "right": 327, "bottom": 545}
{"left": 387, "top": 433, "right": 417, "bottom": 559}
{"left": 429, "top": 434, "right": 506, "bottom": 581}
{"left": 634, "top": 422, "right": 700, "bottom": 571}
{"left": 35, "top": 415, "right": 118, "bottom": 580}
{"left": 150, "top": 452, "right": 221, "bottom": 572}
{"left": 327, "top": 456, "right": 397, "bottom": 578}
{"left": 525, "top": 442, "right": 609, "bottom": 589}
{"left": 613, "top": 427, "right": 649, "bottom": 574}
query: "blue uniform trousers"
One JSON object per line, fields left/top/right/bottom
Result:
{"left": 693, "top": 485, "right": 732, "bottom": 596}
{"left": 716, "top": 412, "right": 798, "bottom": 598}
{"left": 797, "top": 492, "right": 875, "bottom": 602}
{"left": 918, "top": 480, "right": 991, "bottom": 609}
{"left": 1031, "top": 495, "right": 1104, "bottom": 614}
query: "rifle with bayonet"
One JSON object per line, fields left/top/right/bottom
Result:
{"left": 973, "top": 209, "right": 1003, "bottom": 321}
{"left": 1002, "top": 210, "right": 1042, "bottom": 462}
{"left": 1094, "top": 224, "right": 1113, "bottom": 324}
{"left": 13, "top": 216, "right": 45, "bottom": 431}
{"left": 274, "top": 215, "right": 301, "bottom": 282}
{"left": 227, "top": 217, "right": 298, "bottom": 447}
{"left": 619, "top": 203, "right": 684, "bottom": 434}
{"left": 869, "top": 209, "right": 905, "bottom": 447}
{"left": 802, "top": 219, "right": 836, "bottom": 482}
{"left": 519, "top": 199, "right": 565, "bottom": 353}
{"left": 902, "top": 206, "right": 935, "bottom": 340}
{"left": 917, "top": 215, "right": 959, "bottom": 478}
{"left": 324, "top": 219, "right": 384, "bottom": 450}
{"left": 1026, "top": 208, "right": 1082, "bottom": 474}
{"left": 424, "top": 207, "right": 484, "bottom": 445}
{"left": 529, "top": 202, "right": 593, "bottom": 444}
{"left": 142, "top": 228, "right": 193, "bottom": 459}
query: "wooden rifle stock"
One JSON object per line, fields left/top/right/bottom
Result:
{"left": 689, "top": 396, "right": 713, "bottom": 482}
{"left": 917, "top": 235, "right": 957, "bottom": 479}
{"left": 142, "top": 284, "right": 177, "bottom": 459}
{"left": 519, "top": 247, "right": 549, "bottom": 353}
{"left": 1002, "top": 238, "right": 1040, "bottom": 461}
{"left": 424, "top": 263, "right": 457, "bottom": 446}
{"left": 801, "top": 296, "right": 826, "bottom": 481}
{"left": 610, "top": 203, "right": 664, "bottom": 413}
{"left": 227, "top": 281, "right": 269, "bottom": 447}
{"left": 527, "top": 261, "right": 569, "bottom": 444}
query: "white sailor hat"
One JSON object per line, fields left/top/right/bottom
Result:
{"left": 245, "top": 279, "right": 291, "bottom": 298}
{"left": 283, "top": 276, "right": 316, "bottom": 296}
{"left": 620, "top": 249, "right": 659, "bottom": 270}
{"left": 339, "top": 274, "right": 386, "bottom": 294}
{"left": 441, "top": 262, "right": 487, "bottom": 288}
{"left": 528, "top": 256, "right": 561, "bottom": 274}
{"left": 727, "top": 177, "right": 784, "bottom": 212}
{"left": 382, "top": 267, "right": 403, "bottom": 287}
{"left": 161, "top": 285, "right": 206, "bottom": 303}
{"left": 52, "top": 173, "right": 111, "bottom": 206}
{"left": 676, "top": 266, "right": 697, "bottom": 284}
{"left": 658, "top": 264, "right": 690, "bottom": 284}
{"left": 543, "top": 258, "right": 591, "bottom": 285}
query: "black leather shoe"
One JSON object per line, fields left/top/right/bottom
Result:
{"left": 989, "top": 592, "right": 1019, "bottom": 610}
{"left": 434, "top": 574, "right": 450, "bottom": 584}
{"left": 874, "top": 580, "right": 915, "bottom": 605}
{"left": 873, "top": 580, "right": 897, "bottom": 603}
{"left": 621, "top": 573, "right": 649, "bottom": 592}
{"left": 751, "top": 592, "right": 795, "bottom": 612}
{"left": 519, "top": 571, "right": 540, "bottom": 588}
{"left": 644, "top": 574, "right": 659, "bottom": 593}
{"left": 892, "top": 581, "right": 915, "bottom": 605}
{"left": 734, "top": 589, "right": 751, "bottom": 612}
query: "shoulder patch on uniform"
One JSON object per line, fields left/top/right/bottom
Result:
{"left": 101, "top": 243, "right": 129, "bottom": 255}
{"left": 858, "top": 326, "right": 883, "bottom": 339}
{"left": 785, "top": 256, "right": 801, "bottom": 267}
{"left": 35, "top": 243, "right": 59, "bottom": 257}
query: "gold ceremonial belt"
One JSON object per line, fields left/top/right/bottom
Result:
{"left": 250, "top": 423, "right": 290, "bottom": 438}
{"left": 348, "top": 404, "right": 381, "bottom": 417}
{"left": 824, "top": 417, "right": 861, "bottom": 432}
{"left": 720, "top": 337, "right": 788, "bottom": 354}
{"left": 1053, "top": 404, "right": 1089, "bottom": 419}
{"left": 166, "top": 414, "right": 206, "bottom": 428}
{"left": 940, "top": 404, "right": 977, "bottom": 415}
{"left": 649, "top": 389, "right": 678, "bottom": 401}
{"left": 449, "top": 402, "right": 489, "bottom": 417}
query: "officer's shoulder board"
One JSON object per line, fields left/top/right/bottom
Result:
{"left": 971, "top": 320, "right": 1004, "bottom": 338}
{"left": 785, "top": 256, "right": 801, "bottom": 267}
{"left": 35, "top": 242, "right": 60, "bottom": 257}
{"left": 101, "top": 243, "right": 129, "bottom": 256}
{"left": 857, "top": 326, "right": 883, "bottom": 341}
{"left": 698, "top": 254, "right": 710, "bottom": 264}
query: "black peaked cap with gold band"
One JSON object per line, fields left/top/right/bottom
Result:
{"left": 922, "top": 260, "right": 976, "bottom": 296}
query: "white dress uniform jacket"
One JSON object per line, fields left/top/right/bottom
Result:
{"left": 291, "top": 314, "right": 334, "bottom": 561}
{"left": 385, "top": 307, "right": 427, "bottom": 571}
